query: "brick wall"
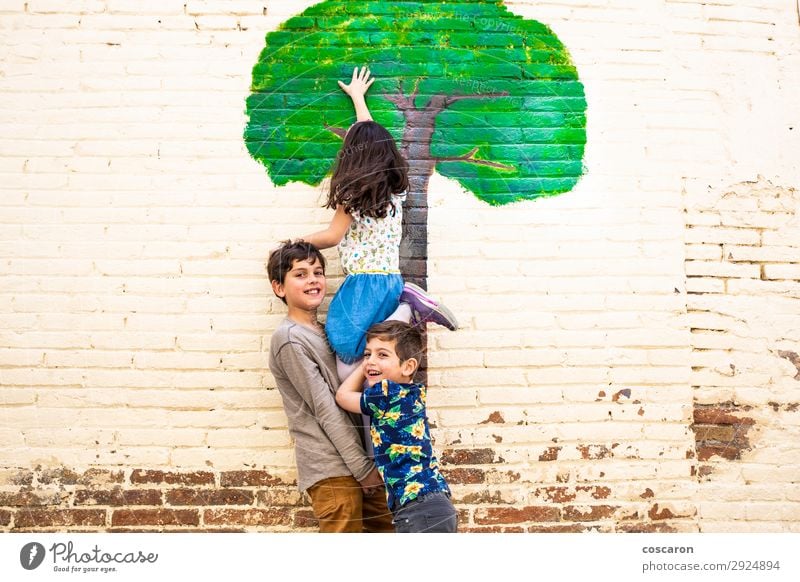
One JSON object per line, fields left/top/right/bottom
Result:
{"left": 1, "top": 0, "right": 798, "bottom": 532}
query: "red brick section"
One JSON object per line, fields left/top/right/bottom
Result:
{"left": 75, "top": 489, "right": 162, "bottom": 506}
{"left": 474, "top": 506, "right": 561, "bottom": 525}
{"left": 293, "top": 509, "right": 317, "bottom": 529}
{"left": 441, "top": 448, "right": 497, "bottom": 465}
{"left": 130, "top": 470, "right": 215, "bottom": 485}
{"left": 220, "top": 470, "right": 285, "bottom": 487}
{"left": 112, "top": 509, "right": 199, "bottom": 527}
{"left": 691, "top": 402, "right": 755, "bottom": 462}
{"left": 0, "top": 491, "right": 63, "bottom": 506}
{"left": 166, "top": 489, "right": 254, "bottom": 506}
{"left": 0, "top": 466, "right": 692, "bottom": 532}
{"left": 441, "top": 468, "right": 485, "bottom": 484}
{"left": 563, "top": 505, "right": 619, "bottom": 521}
{"left": 204, "top": 508, "right": 293, "bottom": 527}
{"left": 16, "top": 510, "right": 106, "bottom": 529}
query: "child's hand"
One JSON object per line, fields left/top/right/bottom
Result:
{"left": 338, "top": 66, "right": 375, "bottom": 98}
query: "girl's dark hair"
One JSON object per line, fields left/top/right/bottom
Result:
{"left": 326, "top": 121, "right": 409, "bottom": 219}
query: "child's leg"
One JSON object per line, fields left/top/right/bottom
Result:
{"left": 385, "top": 302, "right": 412, "bottom": 323}
{"left": 306, "top": 475, "right": 364, "bottom": 533}
{"left": 400, "top": 282, "right": 458, "bottom": 330}
{"left": 392, "top": 492, "right": 458, "bottom": 533}
{"left": 362, "top": 489, "right": 394, "bottom": 533}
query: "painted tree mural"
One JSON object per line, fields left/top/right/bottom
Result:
{"left": 245, "top": 0, "right": 586, "bottom": 286}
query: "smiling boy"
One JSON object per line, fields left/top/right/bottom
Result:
{"left": 336, "top": 320, "right": 457, "bottom": 533}
{"left": 267, "top": 240, "right": 392, "bottom": 533}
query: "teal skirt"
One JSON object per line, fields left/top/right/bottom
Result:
{"left": 325, "top": 273, "right": 404, "bottom": 364}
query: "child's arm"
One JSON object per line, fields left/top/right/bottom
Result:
{"left": 338, "top": 66, "right": 374, "bottom": 122}
{"left": 300, "top": 205, "right": 353, "bottom": 249}
{"left": 335, "top": 364, "right": 366, "bottom": 414}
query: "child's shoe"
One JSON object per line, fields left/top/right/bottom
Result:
{"left": 400, "top": 282, "right": 458, "bottom": 331}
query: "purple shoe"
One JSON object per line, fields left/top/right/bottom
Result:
{"left": 400, "top": 282, "right": 459, "bottom": 331}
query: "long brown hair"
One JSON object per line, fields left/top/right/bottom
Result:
{"left": 326, "top": 121, "right": 409, "bottom": 219}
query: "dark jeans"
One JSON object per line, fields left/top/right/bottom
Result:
{"left": 392, "top": 491, "right": 458, "bottom": 533}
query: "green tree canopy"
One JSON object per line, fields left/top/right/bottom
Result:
{"left": 245, "top": 0, "right": 586, "bottom": 206}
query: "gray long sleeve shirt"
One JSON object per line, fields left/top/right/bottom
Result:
{"left": 268, "top": 317, "right": 374, "bottom": 492}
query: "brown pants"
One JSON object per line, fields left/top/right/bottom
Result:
{"left": 307, "top": 475, "right": 394, "bottom": 533}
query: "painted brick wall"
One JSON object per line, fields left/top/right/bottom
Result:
{"left": 1, "top": 0, "right": 798, "bottom": 532}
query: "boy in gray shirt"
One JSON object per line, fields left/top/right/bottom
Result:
{"left": 267, "top": 240, "right": 392, "bottom": 532}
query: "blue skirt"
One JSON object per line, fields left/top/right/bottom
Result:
{"left": 325, "top": 273, "right": 404, "bottom": 364}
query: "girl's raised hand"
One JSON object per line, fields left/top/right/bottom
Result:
{"left": 338, "top": 66, "right": 375, "bottom": 98}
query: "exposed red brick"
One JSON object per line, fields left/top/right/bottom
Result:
{"left": 219, "top": 471, "right": 283, "bottom": 487}
{"left": 480, "top": 411, "right": 505, "bottom": 424}
{"left": 441, "top": 448, "right": 496, "bottom": 465}
{"left": 649, "top": 504, "right": 676, "bottom": 520}
{"left": 0, "top": 510, "right": 11, "bottom": 526}
{"left": 576, "top": 485, "right": 612, "bottom": 500}
{"left": 563, "top": 505, "right": 618, "bottom": 521}
{"left": 15, "top": 509, "right": 106, "bottom": 528}
{"left": 463, "top": 526, "right": 525, "bottom": 533}
{"left": 698, "top": 465, "right": 713, "bottom": 477}
{"left": 578, "top": 444, "right": 612, "bottom": 460}
{"left": 75, "top": 489, "right": 162, "bottom": 506}
{"left": 78, "top": 469, "right": 125, "bottom": 486}
{"left": 109, "top": 528, "right": 245, "bottom": 533}
{"left": 474, "top": 506, "right": 560, "bottom": 525}
{"left": 112, "top": 509, "right": 198, "bottom": 527}
{"left": 37, "top": 467, "right": 80, "bottom": 486}
{"left": 166, "top": 489, "right": 254, "bottom": 506}
{"left": 640, "top": 488, "right": 655, "bottom": 499}
{"left": 533, "top": 486, "right": 575, "bottom": 504}
{"left": 618, "top": 522, "right": 678, "bottom": 533}
{"left": 528, "top": 524, "right": 586, "bottom": 533}
{"left": 441, "top": 468, "right": 484, "bottom": 484}
{"left": 204, "top": 508, "right": 292, "bottom": 527}
{"left": 692, "top": 425, "right": 736, "bottom": 441}
{"left": 538, "top": 446, "right": 560, "bottom": 462}
{"left": 293, "top": 509, "right": 317, "bottom": 529}
{"left": 130, "top": 470, "right": 215, "bottom": 486}
{"left": 256, "top": 489, "right": 304, "bottom": 507}
{"left": 697, "top": 444, "right": 739, "bottom": 461}
{"left": 693, "top": 406, "right": 754, "bottom": 425}
{"left": 0, "top": 490, "right": 62, "bottom": 506}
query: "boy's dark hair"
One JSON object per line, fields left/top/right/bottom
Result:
{"left": 267, "top": 240, "right": 326, "bottom": 304}
{"left": 366, "top": 320, "right": 423, "bottom": 364}
{"left": 326, "top": 120, "right": 409, "bottom": 220}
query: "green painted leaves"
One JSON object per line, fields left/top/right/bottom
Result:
{"left": 245, "top": 0, "right": 586, "bottom": 205}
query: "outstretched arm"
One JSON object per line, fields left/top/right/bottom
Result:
{"left": 335, "top": 364, "right": 366, "bottom": 414}
{"left": 339, "top": 66, "right": 374, "bottom": 123}
{"left": 300, "top": 205, "right": 353, "bottom": 249}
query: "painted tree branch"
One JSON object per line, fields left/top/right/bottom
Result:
{"left": 323, "top": 123, "right": 347, "bottom": 139}
{"left": 434, "top": 146, "right": 515, "bottom": 170}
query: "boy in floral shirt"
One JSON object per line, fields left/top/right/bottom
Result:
{"left": 336, "top": 320, "right": 457, "bottom": 533}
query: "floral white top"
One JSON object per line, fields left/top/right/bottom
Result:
{"left": 337, "top": 192, "right": 406, "bottom": 275}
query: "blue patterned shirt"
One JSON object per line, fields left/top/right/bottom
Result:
{"left": 360, "top": 379, "right": 450, "bottom": 512}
